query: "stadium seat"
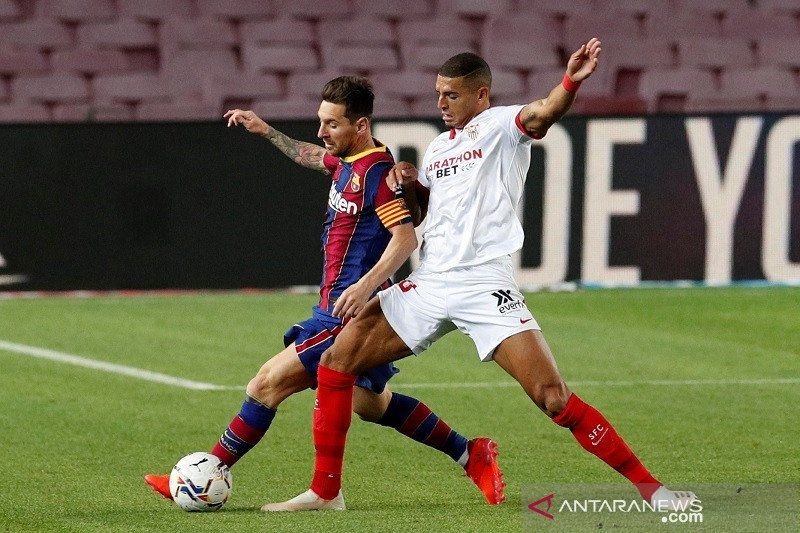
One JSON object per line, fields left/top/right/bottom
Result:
{"left": 0, "top": 102, "right": 50, "bottom": 122}
{"left": 351, "top": 0, "right": 434, "bottom": 20}
{"left": 196, "top": 0, "right": 275, "bottom": 20}
{"left": 51, "top": 48, "right": 130, "bottom": 74}
{"left": 371, "top": 70, "right": 435, "bottom": 99}
{"left": 137, "top": 101, "right": 220, "bottom": 121}
{"left": 719, "top": 67, "right": 799, "bottom": 99}
{"left": 526, "top": 67, "right": 614, "bottom": 100}
{"left": 0, "top": 19, "right": 73, "bottom": 49}
{"left": 723, "top": 9, "right": 798, "bottom": 41}
{"left": 159, "top": 16, "right": 237, "bottom": 49}
{"left": 488, "top": 69, "right": 525, "bottom": 99}
{"left": 242, "top": 44, "right": 319, "bottom": 74}
{"left": 678, "top": 0, "right": 752, "bottom": 16}
{"left": 569, "top": 95, "right": 647, "bottom": 116}
{"left": 317, "top": 18, "right": 394, "bottom": 47}
{"left": 287, "top": 70, "right": 347, "bottom": 101}
{"left": 324, "top": 45, "right": 399, "bottom": 72}
{"left": 253, "top": 96, "right": 321, "bottom": 120}
{"left": 52, "top": 102, "right": 134, "bottom": 121}
{"left": 406, "top": 43, "right": 478, "bottom": 71}
{"left": 284, "top": 0, "right": 353, "bottom": 20}
{"left": 482, "top": 13, "right": 562, "bottom": 49}
{"left": 204, "top": 73, "right": 283, "bottom": 109}
{"left": 35, "top": 0, "right": 116, "bottom": 22}
{"left": 408, "top": 97, "right": 440, "bottom": 118}
{"left": 12, "top": 74, "right": 89, "bottom": 104}
{"left": 240, "top": 18, "right": 315, "bottom": 46}
{"left": 482, "top": 38, "right": 561, "bottom": 71}
{"left": 759, "top": 38, "right": 800, "bottom": 69}
{"left": 645, "top": 11, "right": 722, "bottom": 41}
{"left": 684, "top": 95, "right": 766, "bottom": 113}
{"left": 94, "top": 73, "right": 171, "bottom": 102}
{"left": 397, "top": 17, "right": 475, "bottom": 64}
{"left": 604, "top": 38, "right": 676, "bottom": 71}
{"left": 77, "top": 19, "right": 159, "bottom": 48}
{"left": 564, "top": 11, "right": 642, "bottom": 49}
{"left": 529, "top": 0, "right": 595, "bottom": 17}
{"left": 0, "top": 50, "right": 48, "bottom": 75}
{"left": 436, "top": 0, "right": 512, "bottom": 18}
{"left": 117, "top": 0, "right": 195, "bottom": 20}
{"left": 758, "top": 0, "right": 800, "bottom": 14}
{"left": 0, "top": 0, "right": 20, "bottom": 20}
{"left": 679, "top": 38, "right": 755, "bottom": 69}
{"left": 639, "top": 68, "right": 717, "bottom": 112}
{"left": 372, "top": 95, "right": 413, "bottom": 118}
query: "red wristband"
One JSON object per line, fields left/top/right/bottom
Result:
{"left": 562, "top": 73, "right": 581, "bottom": 93}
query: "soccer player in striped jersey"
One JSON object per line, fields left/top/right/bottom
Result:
{"left": 266, "top": 41, "right": 697, "bottom": 513}
{"left": 144, "top": 76, "right": 504, "bottom": 510}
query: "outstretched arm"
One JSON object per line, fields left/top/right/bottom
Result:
{"left": 224, "top": 109, "right": 329, "bottom": 174}
{"left": 519, "top": 38, "right": 602, "bottom": 139}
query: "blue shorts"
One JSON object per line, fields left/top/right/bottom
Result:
{"left": 283, "top": 310, "right": 399, "bottom": 394}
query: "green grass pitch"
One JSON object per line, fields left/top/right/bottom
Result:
{"left": 1, "top": 288, "right": 798, "bottom": 532}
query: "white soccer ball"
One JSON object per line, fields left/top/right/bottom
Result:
{"left": 169, "top": 452, "right": 232, "bottom": 512}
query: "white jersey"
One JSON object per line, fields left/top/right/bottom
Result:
{"left": 418, "top": 105, "right": 537, "bottom": 272}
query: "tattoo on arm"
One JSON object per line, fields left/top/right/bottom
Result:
{"left": 262, "top": 128, "right": 328, "bottom": 173}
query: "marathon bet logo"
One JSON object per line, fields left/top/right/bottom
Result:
{"left": 492, "top": 289, "right": 525, "bottom": 313}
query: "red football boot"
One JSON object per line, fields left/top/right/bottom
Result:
{"left": 144, "top": 474, "right": 172, "bottom": 500}
{"left": 465, "top": 437, "right": 506, "bottom": 505}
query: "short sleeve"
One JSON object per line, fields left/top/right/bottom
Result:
{"left": 491, "top": 105, "right": 540, "bottom": 145}
{"left": 323, "top": 153, "right": 340, "bottom": 173}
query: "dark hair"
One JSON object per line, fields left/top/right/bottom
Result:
{"left": 321, "top": 75, "right": 374, "bottom": 122}
{"left": 438, "top": 52, "right": 492, "bottom": 89}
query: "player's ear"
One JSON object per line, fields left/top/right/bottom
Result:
{"left": 477, "top": 86, "right": 489, "bottom": 102}
{"left": 355, "top": 116, "right": 369, "bottom": 134}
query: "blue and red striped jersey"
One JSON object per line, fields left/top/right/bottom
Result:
{"left": 316, "top": 144, "right": 411, "bottom": 317}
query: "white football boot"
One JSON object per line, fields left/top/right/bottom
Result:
{"left": 261, "top": 489, "right": 345, "bottom": 512}
{"left": 650, "top": 486, "right": 698, "bottom": 512}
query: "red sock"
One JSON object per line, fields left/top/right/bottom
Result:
{"left": 553, "top": 393, "right": 662, "bottom": 501}
{"left": 310, "top": 365, "right": 357, "bottom": 500}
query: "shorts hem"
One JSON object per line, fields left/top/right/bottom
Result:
{"left": 478, "top": 322, "right": 541, "bottom": 362}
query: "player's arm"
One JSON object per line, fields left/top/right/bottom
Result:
{"left": 332, "top": 221, "right": 417, "bottom": 319}
{"left": 519, "top": 38, "right": 601, "bottom": 139}
{"left": 224, "top": 109, "right": 329, "bottom": 174}
{"left": 387, "top": 162, "right": 430, "bottom": 226}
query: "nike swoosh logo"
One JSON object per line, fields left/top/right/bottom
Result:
{"left": 520, "top": 318, "right": 533, "bottom": 324}
{"left": 591, "top": 428, "right": 609, "bottom": 446}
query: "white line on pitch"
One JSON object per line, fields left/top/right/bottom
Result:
{"left": 0, "top": 340, "right": 242, "bottom": 391}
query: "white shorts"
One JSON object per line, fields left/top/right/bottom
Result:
{"left": 378, "top": 257, "right": 540, "bottom": 361}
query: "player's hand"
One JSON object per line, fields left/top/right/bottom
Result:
{"left": 223, "top": 109, "right": 269, "bottom": 136}
{"left": 332, "top": 280, "right": 373, "bottom": 319}
{"left": 566, "top": 37, "right": 601, "bottom": 83}
{"left": 386, "top": 162, "right": 418, "bottom": 190}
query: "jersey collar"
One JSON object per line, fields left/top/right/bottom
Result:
{"left": 341, "top": 141, "right": 387, "bottom": 163}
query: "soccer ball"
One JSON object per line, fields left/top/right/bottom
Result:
{"left": 169, "top": 452, "right": 232, "bottom": 512}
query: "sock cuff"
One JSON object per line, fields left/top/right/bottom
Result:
{"left": 317, "top": 364, "right": 358, "bottom": 388}
{"left": 552, "top": 392, "right": 586, "bottom": 428}
{"left": 240, "top": 396, "right": 277, "bottom": 430}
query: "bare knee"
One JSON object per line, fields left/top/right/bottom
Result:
{"left": 531, "top": 381, "right": 571, "bottom": 418}
{"left": 352, "top": 387, "right": 392, "bottom": 423}
{"left": 245, "top": 364, "right": 306, "bottom": 408}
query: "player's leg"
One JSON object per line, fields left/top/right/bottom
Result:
{"left": 145, "top": 344, "right": 311, "bottom": 499}
{"left": 211, "top": 344, "right": 313, "bottom": 466}
{"left": 353, "top": 385, "right": 505, "bottom": 505}
{"left": 261, "top": 300, "right": 413, "bottom": 511}
{"left": 493, "top": 330, "right": 693, "bottom": 507}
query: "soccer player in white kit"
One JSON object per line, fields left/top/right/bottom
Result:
{"left": 264, "top": 38, "right": 696, "bottom": 513}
